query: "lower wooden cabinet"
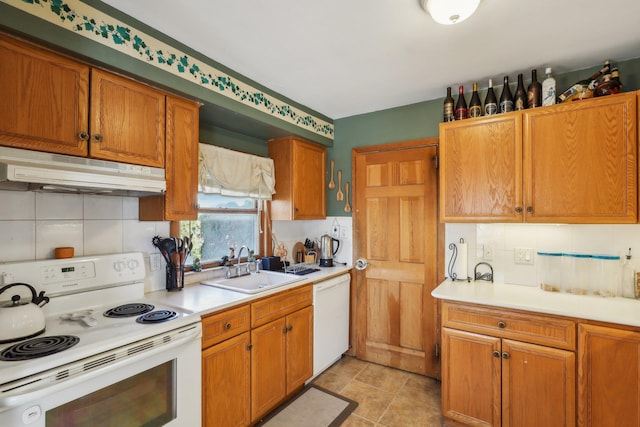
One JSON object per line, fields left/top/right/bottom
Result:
{"left": 441, "top": 302, "right": 576, "bottom": 427}
{"left": 578, "top": 324, "right": 640, "bottom": 426}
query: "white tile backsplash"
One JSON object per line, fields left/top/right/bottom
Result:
{"left": 84, "top": 195, "right": 123, "bottom": 219}
{"left": 0, "top": 191, "right": 35, "bottom": 220}
{"left": 0, "top": 220, "right": 35, "bottom": 261}
{"left": 84, "top": 220, "right": 123, "bottom": 255}
{"left": 35, "top": 193, "right": 82, "bottom": 219}
{"left": 35, "top": 220, "right": 83, "bottom": 259}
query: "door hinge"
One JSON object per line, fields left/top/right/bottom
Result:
{"left": 434, "top": 343, "right": 440, "bottom": 359}
{"left": 433, "top": 154, "right": 439, "bottom": 169}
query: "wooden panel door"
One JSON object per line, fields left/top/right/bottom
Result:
{"left": 285, "top": 306, "right": 313, "bottom": 395}
{"left": 163, "top": 96, "right": 199, "bottom": 220}
{"left": 353, "top": 140, "right": 442, "bottom": 377}
{"left": 523, "top": 92, "right": 637, "bottom": 223}
{"left": 251, "top": 317, "right": 287, "bottom": 422}
{"left": 441, "top": 328, "right": 501, "bottom": 426}
{"left": 0, "top": 33, "right": 89, "bottom": 156}
{"left": 90, "top": 68, "right": 165, "bottom": 167}
{"left": 202, "top": 332, "right": 251, "bottom": 427}
{"left": 439, "top": 113, "right": 523, "bottom": 222}
{"left": 502, "top": 339, "right": 575, "bottom": 427}
{"left": 578, "top": 323, "right": 640, "bottom": 427}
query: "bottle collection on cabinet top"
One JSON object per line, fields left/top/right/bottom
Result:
{"left": 442, "top": 60, "right": 623, "bottom": 122}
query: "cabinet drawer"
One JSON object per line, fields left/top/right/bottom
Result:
{"left": 202, "top": 304, "right": 250, "bottom": 349}
{"left": 251, "top": 285, "right": 312, "bottom": 328}
{"left": 442, "top": 302, "right": 576, "bottom": 350}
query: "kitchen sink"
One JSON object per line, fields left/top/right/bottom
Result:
{"left": 200, "top": 271, "right": 304, "bottom": 294}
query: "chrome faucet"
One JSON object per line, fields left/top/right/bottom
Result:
{"left": 236, "top": 245, "right": 248, "bottom": 264}
{"left": 224, "top": 245, "right": 251, "bottom": 279}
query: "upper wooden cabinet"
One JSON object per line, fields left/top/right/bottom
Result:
{"left": 89, "top": 69, "right": 165, "bottom": 167}
{"left": 439, "top": 113, "right": 523, "bottom": 222}
{"left": 268, "top": 137, "right": 326, "bottom": 220}
{"left": 439, "top": 92, "right": 637, "bottom": 223}
{"left": 0, "top": 33, "right": 168, "bottom": 168}
{"left": 0, "top": 33, "right": 89, "bottom": 157}
{"left": 139, "top": 96, "right": 200, "bottom": 221}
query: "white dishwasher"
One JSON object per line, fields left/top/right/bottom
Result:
{"left": 311, "top": 273, "right": 351, "bottom": 380}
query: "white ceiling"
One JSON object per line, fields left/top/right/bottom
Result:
{"left": 101, "top": 0, "right": 640, "bottom": 119}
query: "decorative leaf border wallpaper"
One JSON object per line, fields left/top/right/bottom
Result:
{"left": 4, "top": 0, "right": 334, "bottom": 140}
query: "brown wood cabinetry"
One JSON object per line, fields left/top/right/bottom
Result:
{"left": 578, "top": 323, "right": 640, "bottom": 427}
{"left": 441, "top": 302, "right": 576, "bottom": 427}
{"left": 139, "top": 96, "right": 200, "bottom": 221}
{"left": 251, "top": 286, "right": 313, "bottom": 423}
{"left": 201, "top": 305, "right": 252, "bottom": 427}
{"left": 0, "top": 33, "right": 89, "bottom": 157}
{"left": 439, "top": 92, "right": 637, "bottom": 223}
{"left": 268, "top": 137, "right": 326, "bottom": 220}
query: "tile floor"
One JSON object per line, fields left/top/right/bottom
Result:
{"left": 311, "top": 356, "right": 444, "bottom": 426}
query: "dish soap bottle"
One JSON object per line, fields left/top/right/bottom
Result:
{"left": 621, "top": 248, "right": 636, "bottom": 299}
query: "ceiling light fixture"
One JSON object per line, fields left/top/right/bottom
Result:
{"left": 421, "top": 0, "right": 480, "bottom": 25}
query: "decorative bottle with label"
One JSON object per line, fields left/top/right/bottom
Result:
{"left": 514, "top": 73, "right": 527, "bottom": 110}
{"left": 484, "top": 79, "right": 498, "bottom": 116}
{"left": 499, "top": 76, "right": 514, "bottom": 113}
{"left": 527, "top": 69, "right": 542, "bottom": 108}
{"left": 454, "top": 85, "right": 468, "bottom": 120}
{"left": 542, "top": 67, "right": 556, "bottom": 106}
{"left": 443, "top": 87, "right": 454, "bottom": 122}
{"left": 621, "top": 248, "right": 636, "bottom": 299}
{"left": 468, "top": 82, "right": 482, "bottom": 118}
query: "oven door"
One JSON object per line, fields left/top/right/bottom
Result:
{"left": 0, "top": 323, "right": 201, "bottom": 427}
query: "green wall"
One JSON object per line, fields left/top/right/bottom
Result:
{"left": 328, "top": 58, "right": 640, "bottom": 216}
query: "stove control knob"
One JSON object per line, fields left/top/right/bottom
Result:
{"left": 113, "top": 261, "right": 126, "bottom": 272}
{"left": 22, "top": 405, "right": 42, "bottom": 424}
{"left": 127, "top": 258, "right": 140, "bottom": 270}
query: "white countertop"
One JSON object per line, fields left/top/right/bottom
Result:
{"left": 433, "top": 280, "right": 640, "bottom": 328}
{"left": 146, "top": 265, "right": 352, "bottom": 317}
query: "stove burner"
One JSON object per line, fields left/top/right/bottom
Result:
{"left": 104, "top": 303, "right": 155, "bottom": 318}
{"left": 136, "top": 310, "right": 178, "bottom": 324}
{"left": 0, "top": 335, "right": 79, "bottom": 361}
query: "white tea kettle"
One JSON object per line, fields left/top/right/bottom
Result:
{"left": 0, "top": 283, "right": 50, "bottom": 343}
{"left": 318, "top": 234, "right": 340, "bottom": 267}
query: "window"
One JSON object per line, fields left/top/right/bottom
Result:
{"left": 180, "top": 194, "right": 262, "bottom": 268}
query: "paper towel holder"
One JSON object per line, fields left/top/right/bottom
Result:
{"left": 447, "top": 238, "right": 470, "bottom": 282}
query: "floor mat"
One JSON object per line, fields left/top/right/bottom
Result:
{"left": 257, "top": 384, "right": 358, "bottom": 427}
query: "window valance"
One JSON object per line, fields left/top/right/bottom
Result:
{"left": 198, "top": 143, "right": 276, "bottom": 200}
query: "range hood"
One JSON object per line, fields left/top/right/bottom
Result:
{"left": 0, "top": 146, "right": 166, "bottom": 196}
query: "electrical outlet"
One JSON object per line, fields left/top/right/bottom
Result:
{"left": 150, "top": 253, "right": 161, "bottom": 271}
{"left": 340, "top": 226, "right": 349, "bottom": 239}
{"left": 483, "top": 245, "right": 493, "bottom": 260}
{"left": 515, "top": 247, "right": 534, "bottom": 265}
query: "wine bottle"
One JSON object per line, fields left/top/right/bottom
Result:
{"left": 610, "top": 68, "right": 622, "bottom": 94}
{"left": 484, "top": 79, "right": 498, "bottom": 116}
{"left": 468, "top": 82, "right": 482, "bottom": 118}
{"left": 542, "top": 67, "right": 556, "bottom": 106}
{"left": 499, "top": 76, "right": 514, "bottom": 113}
{"left": 514, "top": 73, "right": 527, "bottom": 110}
{"left": 443, "top": 87, "right": 454, "bottom": 122}
{"left": 594, "top": 73, "right": 613, "bottom": 97}
{"left": 454, "top": 85, "right": 468, "bottom": 120}
{"left": 558, "top": 60, "right": 610, "bottom": 103}
{"left": 527, "top": 69, "right": 542, "bottom": 108}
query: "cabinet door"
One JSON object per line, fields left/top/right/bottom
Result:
{"left": 90, "top": 68, "right": 165, "bottom": 167}
{"left": 502, "top": 339, "right": 575, "bottom": 427}
{"left": 439, "top": 114, "right": 523, "bottom": 222}
{"left": 292, "top": 140, "right": 326, "bottom": 219}
{"left": 285, "top": 306, "right": 313, "bottom": 395}
{"left": 441, "top": 328, "right": 501, "bottom": 426}
{"left": 163, "top": 96, "right": 199, "bottom": 220}
{"left": 202, "top": 332, "right": 251, "bottom": 427}
{"left": 0, "top": 33, "right": 89, "bottom": 156}
{"left": 578, "top": 324, "right": 640, "bottom": 427}
{"left": 523, "top": 93, "right": 637, "bottom": 223}
{"left": 251, "top": 317, "right": 287, "bottom": 422}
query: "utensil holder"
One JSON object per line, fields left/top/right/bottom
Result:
{"left": 166, "top": 264, "right": 184, "bottom": 291}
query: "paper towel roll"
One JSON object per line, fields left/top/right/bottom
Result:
{"left": 453, "top": 242, "right": 468, "bottom": 280}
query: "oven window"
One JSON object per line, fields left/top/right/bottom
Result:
{"left": 46, "top": 361, "right": 175, "bottom": 427}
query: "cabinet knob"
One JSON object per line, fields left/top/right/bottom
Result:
{"left": 526, "top": 206, "right": 533, "bottom": 213}
{"left": 492, "top": 350, "right": 501, "bottom": 358}
{"left": 78, "top": 132, "right": 89, "bottom": 141}
{"left": 497, "top": 321, "right": 506, "bottom": 329}
{"left": 502, "top": 352, "right": 510, "bottom": 359}
{"left": 224, "top": 322, "right": 232, "bottom": 330}
{"left": 246, "top": 344, "right": 253, "bottom": 351}
{"left": 93, "top": 134, "right": 102, "bottom": 142}
{"left": 515, "top": 206, "right": 523, "bottom": 213}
